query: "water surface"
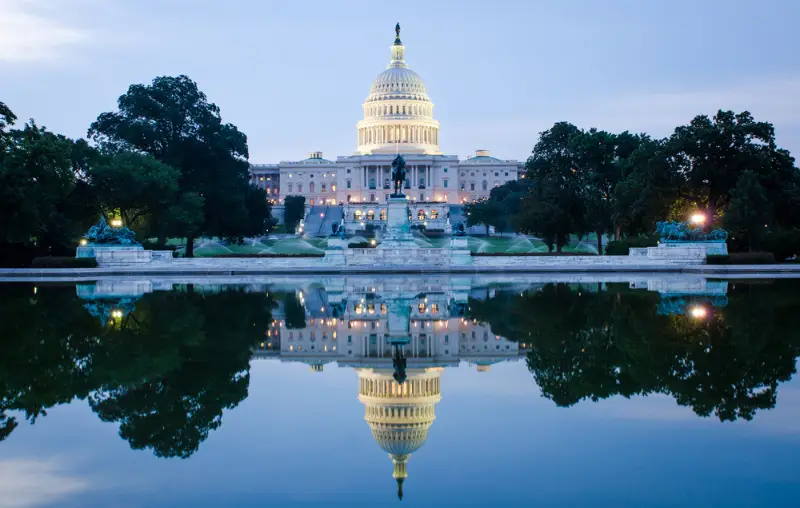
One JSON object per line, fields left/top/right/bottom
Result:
{"left": 1, "top": 276, "right": 799, "bottom": 507}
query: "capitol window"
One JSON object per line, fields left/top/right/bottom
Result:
{"left": 380, "top": 209, "right": 387, "bottom": 221}
{"left": 354, "top": 210, "right": 362, "bottom": 220}
{"left": 470, "top": 183, "right": 475, "bottom": 191}
{"left": 321, "top": 184, "right": 326, "bottom": 192}
{"left": 332, "top": 185, "right": 336, "bottom": 192}
{"left": 288, "top": 183, "right": 293, "bottom": 192}
{"left": 430, "top": 209, "right": 439, "bottom": 219}
{"left": 417, "top": 209, "right": 426, "bottom": 220}
{"left": 347, "top": 180, "right": 351, "bottom": 189}
{"left": 367, "top": 210, "right": 375, "bottom": 220}
{"left": 309, "top": 182, "right": 315, "bottom": 193}
{"left": 297, "top": 184, "right": 303, "bottom": 192}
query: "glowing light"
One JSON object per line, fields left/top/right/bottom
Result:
{"left": 110, "top": 219, "right": 123, "bottom": 227}
{"left": 79, "top": 239, "right": 88, "bottom": 246}
{"left": 370, "top": 239, "right": 377, "bottom": 246}
{"left": 690, "top": 213, "right": 706, "bottom": 225}
{"left": 111, "top": 309, "right": 123, "bottom": 319}
{"left": 690, "top": 306, "right": 708, "bottom": 319}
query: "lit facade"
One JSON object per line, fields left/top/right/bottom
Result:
{"left": 248, "top": 24, "right": 525, "bottom": 209}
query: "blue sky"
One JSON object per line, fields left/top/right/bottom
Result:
{"left": 2, "top": 0, "right": 799, "bottom": 163}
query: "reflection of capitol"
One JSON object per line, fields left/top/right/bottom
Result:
{"left": 252, "top": 277, "right": 528, "bottom": 500}
{"left": 357, "top": 367, "right": 442, "bottom": 500}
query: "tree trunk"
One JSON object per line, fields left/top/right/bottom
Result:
{"left": 485, "top": 224, "right": 490, "bottom": 236}
{"left": 185, "top": 236, "right": 195, "bottom": 258}
{"left": 596, "top": 230, "right": 603, "bottom": 255}
{"left": 157, "top": 231, "right": 167, "bottom": 249}
{"left": 556, "top": 243, "right": 563, "bottom": 253}
{"left": 615, "top": 224, "right": 621, "bottom": 241}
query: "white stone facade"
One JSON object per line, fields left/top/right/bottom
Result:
{"left": 248, "top": 25, "right": 525, "bottom": 207}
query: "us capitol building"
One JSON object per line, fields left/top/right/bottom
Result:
{"left": 249, "top": 24, "right": 524, "bottom": 231}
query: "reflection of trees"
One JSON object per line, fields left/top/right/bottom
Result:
{"left": 0, "top": 285, "right": 275, "bottom": 457}
{"left": 468, "top": 282, "right": 800, "bottom": 421}
{"left": 0, "top": 285, "right": 99, "bottom": 442}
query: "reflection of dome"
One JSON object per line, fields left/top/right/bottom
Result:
{"left": 357, "top": 24, "right": 441, "bottom": 155}
{"left": 357, "top": 367, "right": 443, "bottom": 500}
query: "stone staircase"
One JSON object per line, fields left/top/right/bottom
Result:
{"left": 302, "top": 205, "right": 344, "bottom": 237}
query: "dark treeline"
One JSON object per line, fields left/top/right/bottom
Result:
{"left": 0, "top": 285, "right": 276, "bottom": 457}
{"left": 0, "top": 75, "right": 275, "bottom": 264}
{"left": 465, "top": 111, "right": 800, "bottom": 255}
{"left": 467, "top": 281, "right": 800, "bottom": 421}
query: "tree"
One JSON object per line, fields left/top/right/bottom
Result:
{"left": 664, "top": 110, "right": 797, "bottom": 224}
{"left": 516, "top": 122, "right": 587, "bottom": 251}
{"left": 724, "top": 170, "right": 771, "bottom": 251}
{"left": 283, "top": 195, "right": 306, "bottom": 234}
{"left": 88, "top": 151, "right": 181, "bottom": 230}
{"left": 572, "top": 128, "right": 619, "bottom": 254}
{"left": 0, "top": 118, "right": 98, "bottom": 256}
{"left": 88, "top": 75, "right": 272, "bottom": 256}
{"left": 464, "top": 198, "right": 504, "bottom": 236}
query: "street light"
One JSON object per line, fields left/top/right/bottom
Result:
{"left": 690, "top": 306, "right": 708, "bottom": 319}
{"left": 690, "top": 213, "right": 706, "bottom": 226}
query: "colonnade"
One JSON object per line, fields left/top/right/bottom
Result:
{"left": 358, "top": 125, "right": 439, "bottom": 146}
{"left": 364, "top": 103, "right": 432, "bottom": 118}
{"left": 359, "top": 376, "right": 440, "bottom": 398}
{"left": 358, "top": 164, "right": 435, "bottom": 190}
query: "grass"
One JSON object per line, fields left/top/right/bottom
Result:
{"left": 162, "top": 234, "right": 601, "bottom": 256}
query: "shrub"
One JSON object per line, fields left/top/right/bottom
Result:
{"left": 348, "top": 241, "right": 375, "bottom": 248}
{"left": 605, "top": 235, "right": 658, "bottom": 255}
{"left": 30, "top": 257, "right": 98, "bottom": 268}
{"left": 760, "top": 229, "right": 800, "bottom": 262}
{"left": 706, "top": 252, "right": 775, "bottom": 265}
{"left": 208, "top": 253, "right": 324, "bottom": 258}
{"left": 140, "top": 241, "right": 177, "bottom": 251}
{"left": 471, "top": 252, "right": 596, "bottom": 257}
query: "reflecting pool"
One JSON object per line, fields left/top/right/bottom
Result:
{"left": 1, "top": 275, "right": 799, "bottom": 507}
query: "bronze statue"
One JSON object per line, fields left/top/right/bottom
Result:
{"left": 391, "top": 154, "right": 406, "bottom": 196}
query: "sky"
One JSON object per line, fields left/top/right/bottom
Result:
{"left": 1, "top": 0, "right": 799, "bottom": 164}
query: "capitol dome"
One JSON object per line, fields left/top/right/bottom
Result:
{"left": 356, "top": 24, "right": 442, "bottom": 155}
{"left": 357, "top": 367, "right": 443, "bottom": 500}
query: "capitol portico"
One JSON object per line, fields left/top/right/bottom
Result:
{"left": 249, "top": 24, "right": 524, "bottom": 221}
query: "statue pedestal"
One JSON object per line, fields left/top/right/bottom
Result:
{"left": 379, "top": 196, "right": 417, "bottom": 248}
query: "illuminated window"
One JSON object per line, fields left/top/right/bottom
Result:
{"left": 380, "top": 209, "right": 387, "bottom": 221}
{"left": 431, "top": 303, "right": 439, "bottom": 314}
{"left": 367, "top": 210, "right": 375, "bottom": 220}
{"left": 354, "top": 210, "right": 362, "bottom": 220}
{"left": 430, "top": 209, "right": 439, "bottom": 219}
{"left": 417, "top": 209, "right": 426, "bottom": 220}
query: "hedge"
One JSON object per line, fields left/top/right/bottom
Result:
{"left": 471, "top": 252, "right": 597, "bottom": 257}
{"left": 30, "top": 257, "right": 98, "bottom": 268}
{"left": 209, "top": 253, "right": 324, "bottom": 258}
{"left": 706, "top": 252, "right": 775, "bottom": 265}
{"left": 605, "top": 235, "right": 658, "bottom": 255}
{"left": 348, "top": 241, "right": 376, "bottom": 249}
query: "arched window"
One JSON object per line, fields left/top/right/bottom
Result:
{"left": 482, "top": 180, "right": 488, "bottom": 191}
{"left": 418, "top": 209, "right": 426, "bottom": 221}
{"left": 380, "top": 209, "right": 387, "bottom": 221}
{"left": 298, "top": 184, "right": 303, "bottom": 193}
{"left": 310, "top": 182, "right": 315, "bottom": 193}
{"left": 367, "top": 210, "right": 375, "bottom": 220}
{"left": 354, "top": 210, "right": 362, "bottom": 220}
{"left": 430, "top": 209, "right": 439, "bottom": 219}
{"left": 321, "top": 184, "right": 327, "bottom": 192}
{"left": 402, "top": 105, "right": 406, "bottom": 114}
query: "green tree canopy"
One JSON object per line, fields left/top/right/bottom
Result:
{"left": 88, "top": 75, "right": 272, "bottom": 255}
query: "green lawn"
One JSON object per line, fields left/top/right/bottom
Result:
{"left": 168, "top": 234, "right": 600, "bottom": 256}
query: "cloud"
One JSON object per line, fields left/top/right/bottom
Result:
{"left": 0, "top": 458, "right": 90, "bottom": 507}
{"left": 0, "top": 0, "right": 91, "bottom": 63}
